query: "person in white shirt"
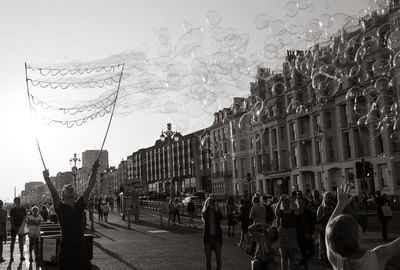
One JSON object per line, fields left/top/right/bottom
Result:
{"left": 26, "top": 206, "right": 43, "bottom": 263}
{"left": 326, "top": 184, "right": 400, "bottom": 270}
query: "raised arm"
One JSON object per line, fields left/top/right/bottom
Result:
{"left": 43, "top": 170, "right": 60, "bottom": 209}
{"left": 83, "top": 159, "right": 100, "bottom": 203}
{"left": 328, "top": 184, "right": 350, "bottom": 225}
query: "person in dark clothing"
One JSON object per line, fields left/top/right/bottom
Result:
{"left": 375, "top": 191, "right": 390, "bottom": 240}
{"left": 40, "top": 205, "right": 49, "bottom": 222}
{"left": 296, "top": 198, "right": 315, "bottom": 270}
{"left": 202, "top": 197, "right": 223, "bottom": 270}
{"left": 43, "top": 159, "right": 100, "bottom": 270}
{"left": 9, "top": 197, "right": 27, "bottom": 262}
{"left": 187, "top": 198, "right": 196, "bottom": 228}
{"left": 97, "top": 200, "right": 103, "bottom": 221}
{"left": 237, "top": 198, "right": 251, "bottom": 248}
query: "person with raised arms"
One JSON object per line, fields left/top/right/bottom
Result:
{"left": 42, "top": 159, "right": 100, "bottom": 270}
{"left": 326, "top": 184, "right": 400, "bottom": 270}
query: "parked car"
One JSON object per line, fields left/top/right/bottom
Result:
{"left": 182, "top": 196, "right": 203, "bottom": 208}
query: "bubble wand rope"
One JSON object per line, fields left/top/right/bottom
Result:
{"left": 25, "top": 62, "right": 48, "bottom": 171}
{"left": 96, "top": 63, "right": 125, "bottom": 162}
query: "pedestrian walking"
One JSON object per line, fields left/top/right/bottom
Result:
{"left": 109, "top": 197, "right": 114, "bottom": 212}
{"left": 40, "top": 205, "right": 49, "bottom": 222}
{"left": 226, "top": 196, "right": 237, "bottom": 238}
{"left": 49, "top": 204, "right": 58, "bottom": 223}
{"left": 295, "top": 197, "right": 315, "bottom": 270}
{"left": 317, "top": 191, "right": 336, "bottom": 268}
{"left": 173, "top": 198, "right": 181, "bottom": 224}
{"left": 0, "top": 200, "right": 7, "bottom": 263}
{"left": 250, "top": 196, "right": 266, "bottom": 224}
{"left": 326, "top": 184, "right": 400, "bottom": 270}
{"left": 261, "top": 195, "right": 275, "bottom": 225}
{"left": 202, "top": 197, "right": 223, "bottom": 270}
{"left": 42, "top": 159, "right": 100, "bottom": 270}
{"left": 374, "top": 191, "right": 391, "bottom": 241}
{"left": 9, "top": 197, "right": 27, "bottom": 262}
{"left": 167, "top": 199, "right": 174, "bottom": 225}
{"left": 102, "top": 202, "right": 110, "bottom": 222}
{"left": 26, "top": 206, "right": 43, "bottom": 263}
{"left": 187, "top": 198, "right": 196, "bottom": 228}
{"left": 237, "top": 198, "right": 251, "bottom": 248}
{"left": 97, "top": 200, "right": 104, "bottom": 221}
{"left": 274, "top": 194, "right": 299, "bottom": 270}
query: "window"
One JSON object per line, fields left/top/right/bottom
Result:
{"left": 257, "top": 155, "right": 262, "bottom": 173}
{"left": 273, "top": 151, "right": 278, "bottom": 170}
{"left": 231, "top": 122, "right": 236, "bottom": 135}
{"left": 240, "top": 139, "right": 246, "bottom": 151}
{"left": 342, "top": 132, "right": 351, "bottom": 160}
{"left": 281, "top": 150, "right": 287, "bottom": 169}
{"left": 233, "top": 159, "right": 238, "bottom": 178}
{"left": 264, "top": 129, "right": 270, "bottom": 145}
{"left": 271, "top": 104, "right": 276, "bottom": 117}
{"left": 233, "top": 141, "right": 237, "bottom": 152}
{"left": 339, "top": 103, "right": 348, "bottom": 127}
{"left": 280, "top": 126, "right": 286, "bottom": 141}
{"left": 223, "top": 142, "right": 228, "bottom": 154}
{"left": 314, "top": 114, "right": 321, "bottom": 131}
{"left": 272, "top": 129, "right": 277, "bottom": 146}
{"left": 292, "top": 146, "right": 298, "bottom": 167}
{"left": 375, "top": 134, "right": 384, "bottom": 154}
{"left": 327, "top": 137, "right": 335, "bottom": 162}
{"left": 325, "top": 110, "right": 333, "bottom": 129}
{"left": 289, "top": 122, "right": 296, "bottom": 141}
{"left": 250, "top": 137, "right": 254, "bottom": 150}
{"left": 240, "top": 158, "right": 247, "bottom": 178}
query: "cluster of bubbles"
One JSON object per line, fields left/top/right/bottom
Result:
{"left": 29, "top": 0, "right": 400, "bottom": 145}
{"left": 26, "top": 64, "right": 123, "bottom": 128}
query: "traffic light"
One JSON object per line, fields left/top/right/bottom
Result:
{"left": 356, "top": 161, "right": 363, "bottom": 178}
{"left": 364, "top": 161, "right": 372, "bottom": 177}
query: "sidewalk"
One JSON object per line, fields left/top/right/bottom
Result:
{"left": 102, "top": 209, "right": 400, "bottom": 270}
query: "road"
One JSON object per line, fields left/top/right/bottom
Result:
{"left": 1, "top": 210, "right": 399, "bottom": 270}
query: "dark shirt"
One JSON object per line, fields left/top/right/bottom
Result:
{"left": 56, "top": 196, "right": 86, "bottom": 250}
{"left": 202, "top": 208, "right": 223, "bottom": 244}
{"left": 277, "top": 209, "right": 297, "bottom": 228}
{"left": 10, "top": 207, "right": 27, "bottom": 227}
{"left": 187, "top": 202, "right": 195, "bottom": 213}
{"left": 296, "top": 209, "right": 315, "bottom": 236}
{"left": 40, "top": 209, "right": 49, "bottom": 221}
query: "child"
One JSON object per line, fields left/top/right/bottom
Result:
{"left": 26, "top": 206, "right": 43, "bottom": 263}
{"left": 0, "top": 200, "right": 7, "bottom": 263}
{"left": 102, "top": 203, "right": 110, "bottom": 223}
{"left": 326, "top": 184, "right": 400, "bottom": 270}
{"left": 248, "top": 222, "right": 278, "bottom": 270}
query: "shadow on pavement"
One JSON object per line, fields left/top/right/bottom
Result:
{"left": 92, "top": 241, "right": 140, "bottom": 270}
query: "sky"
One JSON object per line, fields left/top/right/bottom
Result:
{"left": 0, "top": 0, "right": 370, "bottom": 202}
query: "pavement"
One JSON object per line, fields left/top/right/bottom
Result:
{"left": 0, "top": 210, "right": 399, "bottom": 270}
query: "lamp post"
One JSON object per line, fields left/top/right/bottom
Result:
{"left": 70, "top": 153, "right": 81, "bottom": 192}
{"left": 190, "top": 159, "right": 195, "bottom": 194}
{"left": 160, "top": 123, "right": 180, "bottom": 200}
{"left": 317, "top": 128, "right": 324, "bottom": 192}
{"left": 246, "top": 173, "right": 252, "bottom": 196}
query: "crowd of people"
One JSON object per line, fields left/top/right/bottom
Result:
{"left": 200, "top": 188, "right": 397, "bottom": 270}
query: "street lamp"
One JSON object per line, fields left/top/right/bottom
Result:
{"left": 190, "top": 159, "right": 195, "bottom": 194}
{"left": 246, "top": 173, "right": 252, "bottom": 196}
{"left": 70, "top": 153, "right": 81, "bottom": 192}
{"left": 317, "top": 128, "right": 324, "bottom": 192}
{"left": 160, "top": 123, "right": 180, "bottom": 200}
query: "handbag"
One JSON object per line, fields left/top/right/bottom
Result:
{"left": 382, "top": 205, "right": 392, "bottom": 217}
{"left": 17, "top": 221, "right": 29, "bottom": 236}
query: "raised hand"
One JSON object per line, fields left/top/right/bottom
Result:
{"left": 337, "top": 184, "right": 351, "bottom": 206}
